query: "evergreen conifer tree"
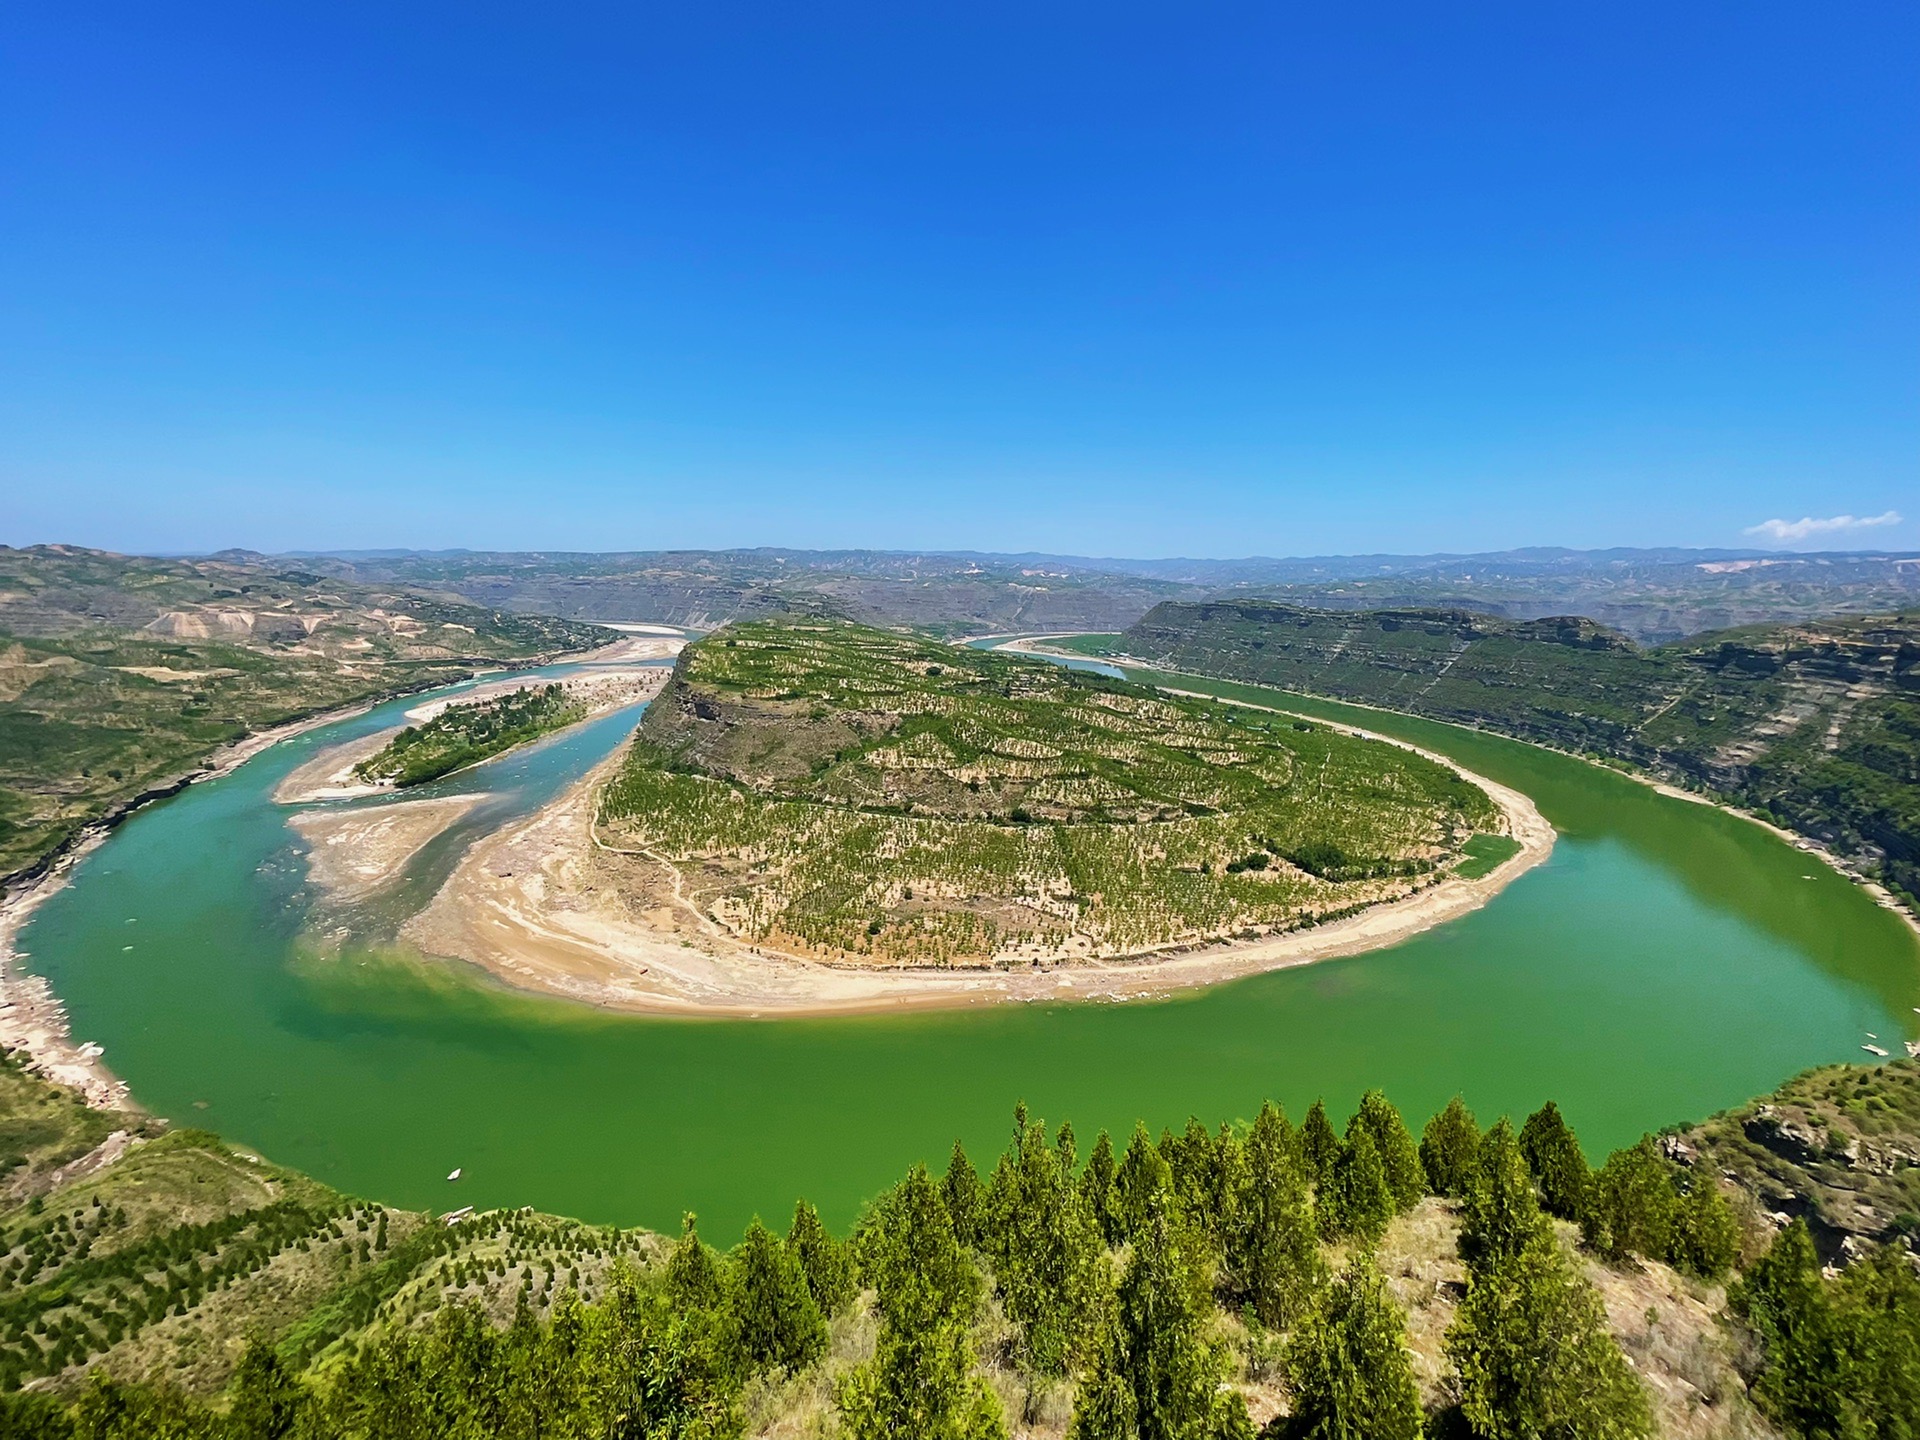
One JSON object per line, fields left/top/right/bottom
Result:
{"left": 1518, "top": 1102, "right": 1589, "bottom": 1220}
{"left": 1283, "top": 1257, "right": 1422, "bottom": 1440}
{"left": 1580, "top": 1138, "right": 1677, "bottom": 1263}
{"left": 1073, "top": 1194, "right": 1250, "bottom": 1440}
{"left": 1321, "top": 1124, "right": 1394, "bottom": 1245}
{"left": 1667, "top": 1177, "right": 1739, "bottom": 1280}
{"left": 226, "top": 1339, "right": 307, "bottom": 1438}
{"left": 1355, "top": 1090, "right": 1426, "bottom": 1210}
{"left": 1058, "top": 1120, "right": 1080, "bottom": 1175}
{"left": 1231, "top": 1101, "right": 1323, "bottom": 1327}
{"left": 733, "top": 1218, "right": 828, "bottom": 1373}
{"left": 1083, "top": 1130, "right": 1122, "bottom": 1246}
{"left": 788, "top": 1198, "right": 857, "bottom": 1316}
{"left": 1114, "top": 1122, "right": 1173, "bottom": 1243}
{"left": 1446, "top": 1228, "right": 1649, "bottom": 1440}
{"left": 1300, "top": 1101, "right": 1339, "bottom": 1189}
{"left": 665, "top": 1213, "right": 727, "bottom": 1313}
{"left": 1419, "top": 1096, "right": 1482, "bottom": 1200}
{"left": 946, "top": 1139, "right": 983, "bottom": 1249}
{"left": 1065, "top": 1299, "right": 1137, "bottom": 1440}
{"left": 1728, "top": 1220, "right": 1849, "bottom": 1435}
{"left": 840, "top": 1166, "right": 1005, "bottom": 1440}
{"left": 1460, "top": 1120, "right": 1549, "bottom": 1273}
{"left": 982, "top": 1110, "right": 1105, "bottom": 1375}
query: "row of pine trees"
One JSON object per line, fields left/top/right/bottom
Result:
{"left": 3, "top": 1091, "right": 1914, "bottom": 1439}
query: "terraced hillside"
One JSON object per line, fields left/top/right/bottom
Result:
{"left": 0, "top": 546, "right": 612, "bottom": 883}
{"left": 1118, "top": 600, "right": 1920, "bottom": 910}
{"left": 599, "top": 619, "right": 1500, "bottom": 965}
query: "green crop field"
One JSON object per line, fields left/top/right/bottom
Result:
{"left": 598, "top": 619, "right": 1499, "bottom": 965}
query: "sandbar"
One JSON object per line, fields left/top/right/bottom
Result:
{"left": 290, "top": 795, "right": 487, "bottom": 902}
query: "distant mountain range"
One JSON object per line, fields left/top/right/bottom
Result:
{"left": 273, "top": 544, "right": 1920, "bottom": 644}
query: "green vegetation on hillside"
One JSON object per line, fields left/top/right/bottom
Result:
{"left": 1119, "top": 600, "right": 1920, "bottom": 910}
{"left": 352, "top": 684, "right": 586, "bottom": 787}
{"left": 6, "top": 1051, "right": 1917, "bottom": 1438}
{"left": 600, "top": 619, "right": 1498, "bottom": 963}
{"left": 0, "top": 547, "right": 611, "bottom": 883}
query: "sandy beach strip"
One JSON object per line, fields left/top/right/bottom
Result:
{"left": 290, "top": 795, "right": 488, "bottom": 902}
{"left": 400, "top": 718, "right": 1554, "bottom": 1017}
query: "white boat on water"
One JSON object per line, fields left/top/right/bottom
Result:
{"left": 1862, "top": 1044, "right": 1889, "bottom": 1057}
{"left": 447, "top": 1167, "right": 462, "bottom": 1181}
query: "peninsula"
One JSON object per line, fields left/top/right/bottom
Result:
{"left": 403, "top": 619, "right": 1549, "bottom": 1012}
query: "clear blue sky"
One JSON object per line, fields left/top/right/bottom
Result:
{"left": 3, "top": 3, "right": 1914, "bottom": 557}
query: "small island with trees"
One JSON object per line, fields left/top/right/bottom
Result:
{"left": 352, "top": 683, "right": 587, "bottom": 788}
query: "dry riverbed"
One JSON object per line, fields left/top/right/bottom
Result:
{"left": 290, "top": 796, "right": 487, "bottom": 902}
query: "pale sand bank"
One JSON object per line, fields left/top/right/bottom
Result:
{"left": 276, "top": 664, "right": 671, "bottom": 805}
{"left": 290, "top": 795, "right": 488, "bottom": 902}
{"left": 402, "top": 718, "right": 1555, "bottom": 1017}
{"left": 275, "top": 730, "right": 397, "bottom": 803}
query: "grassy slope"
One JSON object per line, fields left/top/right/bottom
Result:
{"left": 0, "top": 547, "right": 612, "bottom": 883}
{"left": 1117, "top": 601, "right": 1920, "bottom": 910}
{"left": 601, "top": 618, "right": 1498, "bottom": 962}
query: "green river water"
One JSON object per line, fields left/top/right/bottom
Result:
{"left": 13, "top": 653, "right": 1919, "bottom": 1239}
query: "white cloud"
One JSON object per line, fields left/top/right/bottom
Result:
{"left": 1743, "top": 510, "right": 1903, "bottom": 544}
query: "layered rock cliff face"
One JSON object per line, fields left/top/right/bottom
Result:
{"left": 1121, "top": 601, "right": 1920, "bottom": 909}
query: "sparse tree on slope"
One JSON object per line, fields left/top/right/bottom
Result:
{"left": 1072, "top": 1194, "right": 1251, "bottom": 1440}
{"left": 787, "top": 1198, "right": 857, "bottom": 1317}
{"left": 945, "top": 1139, "right": 983, "bottom": 1249}
{"left": 1321, "top": 1124, "right": 1394, "bottom": 1246}
{"left": 1354, "top": 1090, "right": 1427, "bottom": 1210}
{"left": 1517, "top": 1103, "right": 1588, "bottom": 1221}
{"left": 1299, "top": 1102, "right": 1340, "bottom": 1189}
{"left": 1420, "top": 1096, "right": 1482, "bottom": 1200}
{"left": 1231, "top": 1101, "right": 1323, "bottom": 1327}
{"left": 1668, "top": 1175, "right": 1740, "bottom": 1281}
{"left": 841, "top": 1165, "right": 1005, "bottom": 1440}
{"left": 981, "top": 1110, "right": 1105, "bottom": 1374}
{"left": 1283, "top": 1256, "right": 1423, "bottom": 1440}
{"left": 1114, "top": 1122, "right": 1174, "bottom": 1244}
{"left": 1460, "top": 1120, "right": 1548, "bottom": 1273}
{"left": 226, "top": 1339, "right": 308, "bottom": 1439}
{"left": 666, "top": 1213, "right": 728, "bottom": 1312}
{"left": 1083, "top": 1129, "right": 1122, "bottom": 1246}
{"left": 1446, "top": 1229, "right": 1649, "bottom": 1440}
{"left": 732, "top": 1217, "right": 827, "bottom": 1373}
{"left": 1580, "top": 1138, "right": 1676, "bottom": 1263}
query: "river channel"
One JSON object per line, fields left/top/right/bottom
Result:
{"left": 13, "top": 645, "right": 1917, "bottom": 1238}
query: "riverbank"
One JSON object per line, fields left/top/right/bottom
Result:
{"left": 0, "top": 640, "right": 648, "bottom": 1110}
{"left": 998, "top": 636, "right": 1920, "bottom": 942}
{"left": 0, "top": 697, "right": 391, "bottom": 1109}
{"left": 400, "top": 713, "right": 1554, "bottom": 1016}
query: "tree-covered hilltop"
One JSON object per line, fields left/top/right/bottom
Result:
{"left": 0, "top": 547, "right": 613, "bottom": 885}
{"left": 1117, "top": 600, "right": 1920, "bottom": 913}
{"left": 598, "top": 619, "right": 1502, "bottom": 965}
{"left": 352, "top": 683, "right": 587, "bottom": 788}
{"left": 5, "top": 1049, "right": 1917, "bottom": 1438}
